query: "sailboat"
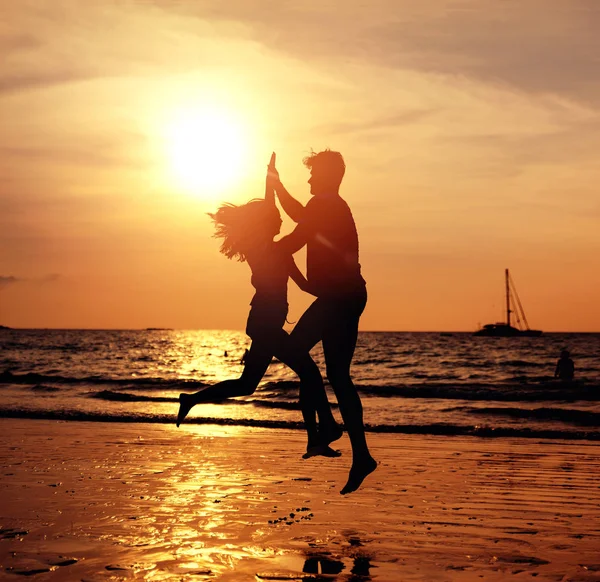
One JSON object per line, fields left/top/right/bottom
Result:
{"left": 474, "top": 269, "right": 543, "bottom": 337}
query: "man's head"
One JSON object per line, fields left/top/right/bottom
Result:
{"left": 303, "top": 149, "right": 346, "bottom": 196}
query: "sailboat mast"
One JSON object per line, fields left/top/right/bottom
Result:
{"left": 505, "top": 268, "right": 511, "bottom": 327}
{"left": 509, "top": 271, "right": 531, "bottom": 331}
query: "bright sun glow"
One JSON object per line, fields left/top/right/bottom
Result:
{"left": 166, "top": 108, "right": 247, "bottom": 197}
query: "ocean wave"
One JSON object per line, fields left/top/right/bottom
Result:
{"left": 1, "top": 408, "right": 598, "bottom": 440}
{"left": 256, "top": 380, "right": 303, "bottom": 393}
{"left": 90, "top": 390, "right": 177, "bottom": 403}
{"left": 358, "top": 382, "right": 600, "bottom": 402}
{"left": 0, "top": 341, "right": 86, "bottom": 353}
{"left": 464, "top": 406, "right": 600, "bottom": 427}
{"left": 0, "top": 370, "right": 207, "bottom": 390}
{"left": 246, "top": 399, "right": 303, "bottom": 410}
{"left": 3, "top": 370, "right": 599, "bottom": 402}
{"left": 353, "top": 357, "right": 388, "bottom": 365}
{"left": 498, "top": 360, "right": 546, "bottom": 368}
{"left": 31, "top": 384, "right": 61, "bottom": 393}
{"left": 89, "top": 390, "right": 307, "bottom": 411}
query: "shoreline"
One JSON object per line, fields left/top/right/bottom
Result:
{"left": 1, "top": 419, "right": 599, "bottom": 580}
{"left": 1, "top": 410, "right": 600, "bottom": 442}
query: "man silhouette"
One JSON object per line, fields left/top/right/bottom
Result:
{"left": 271, "top": 149, "right": 377, "bottom": 494}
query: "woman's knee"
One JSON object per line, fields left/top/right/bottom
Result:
{"left": 232, "top": 377, "right": 259, "bottom": 397}
{"left": 228, "top": 387, "right": 253, "bottom": 399}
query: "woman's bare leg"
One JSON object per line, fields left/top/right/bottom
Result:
{"left": 176, "top": 341, "right": 272, "bottom": 427}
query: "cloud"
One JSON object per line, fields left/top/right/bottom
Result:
{"left": 0, "top": 276, "right": 19, "bottom": 288}
{"left": 148, "top": 0, "right": 600, "bottom": 102}
{"left": 441, "top": 117, "right": 600, "bottom": 178}
{"left": 3, "top": 1, "right": 600, "bottom": 104}
{"left": 0, "top": 70, "right": 102, "bottom": 97}
{"left": 39, "top": 273, "right": 62, "bottom": 284}
{"left": 316, "top": 108, "right": 438, "bottom": 137}
{"left": 0, "top": 137, "right": 149, "bottom": 169}
{"left": 0, "top": 1, "right": 253, "bottom": 100}
{"left": 0, "top": 274, "right": 62, "bottom": 289}
{"left": 371, "top": 2, "right": 600, "bottom": 101}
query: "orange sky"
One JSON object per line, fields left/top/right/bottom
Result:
{"left": 1, "top": 1, "right": 599, "bottom": 331}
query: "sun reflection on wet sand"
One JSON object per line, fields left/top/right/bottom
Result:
{"left": 72, "top": 423, "right": 332, "bottom": 579}
{"left": 0, "top": 422, "right": 361, "bottom": 579}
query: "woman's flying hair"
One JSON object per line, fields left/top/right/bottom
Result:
{"left": 208, "top": 199, "right": 279, "bottom": 262}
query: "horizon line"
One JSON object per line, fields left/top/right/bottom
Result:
{"left": 1, "top": 326, "right": 599, "bottom": 334}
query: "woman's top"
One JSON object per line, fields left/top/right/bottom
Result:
{"left": 244, "top": 242, "right": 293, "bottom": 339}
{"left": 246, "top": 242, "right": 292, "bottom": 307}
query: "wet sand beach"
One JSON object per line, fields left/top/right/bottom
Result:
{"left": 1, "top": 419, "right": 599, "bottom": 581}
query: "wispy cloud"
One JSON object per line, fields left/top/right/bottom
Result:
{"left": 0, "top": 71, "right": 99, "bottom": 97}
{"left": 373, "top": 2, "right": 600, "bottom": 102}
{"left": 3, "top": 1, "right": 599, "bottom": 103}
{"left": 0, "top": 274, "right": 62, "bottom": 288}
{"left": 150, "top": 0, "right": 600, "bottom": 102}
{"left": 0, "top": 135, "right": 149, "bottom": 169}
{"left": 316, "top": 109, "right": 438, "bottom": 137}
{"left": 38, "top": 273, "right": 62, "bottom": 284}
{"left": 0, "top": 276, "right": 19, "bottom": 288}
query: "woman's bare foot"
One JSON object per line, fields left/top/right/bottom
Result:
{"left": 302, "top": 444, "right": 342, "bottom": 459}
{"left": 340, "top": 455, "right": 377, "bottom": 495}
{"left": 176, "top": 393, "right": 194, "bottom": 427}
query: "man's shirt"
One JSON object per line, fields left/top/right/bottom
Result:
{"left": 296, "top": 194, "right": 366, "bottom": 297}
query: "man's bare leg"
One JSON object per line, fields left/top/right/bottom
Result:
{"left": 321, "top": 295, "right": 377, "bottom": 494}
{"left": 330, "top": 376, "right": 377, "bottom": 494}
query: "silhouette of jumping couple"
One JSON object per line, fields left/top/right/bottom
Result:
{"left": 177, "top": 150, "right": 376, "bottom": 494}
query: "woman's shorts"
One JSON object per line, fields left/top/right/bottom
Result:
{"left": 245, "top": 301, "right": 288, "bottom": 342}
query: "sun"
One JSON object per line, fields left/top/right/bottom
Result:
{"left": 165, "top": 108, "right": 247, "bottom": 197}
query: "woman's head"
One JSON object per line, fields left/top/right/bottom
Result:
{"left": 208, "top": 199, "right": 282, "bottom": 261}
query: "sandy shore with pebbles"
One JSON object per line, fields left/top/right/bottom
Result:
{"left": 1, "top": 419, "right": 599, "bottom": 581}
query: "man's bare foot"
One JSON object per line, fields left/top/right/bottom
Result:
{"left": 176, "top": 393, "right": 194, "bottom": 427}
{"left": 302, "top": 445, "right": 342, "bottom": 459}
{"left": 340, "top": 456, "right": 377, "bottom": 495}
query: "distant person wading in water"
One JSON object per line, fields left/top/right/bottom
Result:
{"left": 177, "top": 155, "right": 342, "bottom": 459}
{"left": 269, "top": 149, "right": 377, "bottom": 495}
{"left": 555, "top": 349, "right": 575, "bottom": 382}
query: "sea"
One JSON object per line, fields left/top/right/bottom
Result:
{"left": 1, "top": 329, "right": 599, "bottom": 441}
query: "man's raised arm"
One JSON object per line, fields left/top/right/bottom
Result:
{"left": 267, "top": 159, "right": 304, "bottom": 222}
{"left": 274, "top": 180, "right": 305, "bottom": 223}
